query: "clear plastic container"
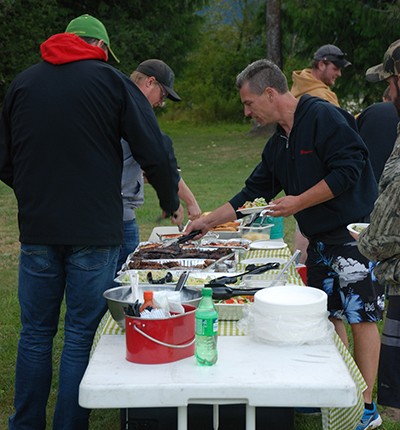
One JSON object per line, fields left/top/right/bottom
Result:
{"left": 238, "top": 225, "right": 272, "bottom": 241}
{"left": 242, "top": 272, "right": 288, "bottom": 289}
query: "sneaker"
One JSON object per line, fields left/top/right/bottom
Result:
{"left": 355, "top": 403, "right": 382, "bottom": 430}
{"left": 295, "top": 407, "right": 321, "bottom": 416}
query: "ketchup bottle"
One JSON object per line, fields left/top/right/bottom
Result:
{"left": 140, "top": 290, "right": 155, "bottom": 313}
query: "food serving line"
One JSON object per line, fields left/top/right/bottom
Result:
{"left": 79, "top": 226, "right": 366, "bottom": 430}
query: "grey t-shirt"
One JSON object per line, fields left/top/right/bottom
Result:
{"left": 121, "top": 139, "right": 144, "bottom": 221}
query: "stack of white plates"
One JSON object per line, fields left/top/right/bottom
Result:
{"left": 253, "top": 285, "right": 330, "bottom": 345}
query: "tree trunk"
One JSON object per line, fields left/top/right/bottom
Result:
{"left": 266, "top": 0, "right": 282, "bottom": 68}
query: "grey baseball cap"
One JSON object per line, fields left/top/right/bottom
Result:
{"left": 366, "top": 39, "right": 400, "bottom": 82}
{"left": 313, "top": 44, "right": 351, "bottom": 68}
{"left": 136, "top": 59, "right": 181, "bottom": 102}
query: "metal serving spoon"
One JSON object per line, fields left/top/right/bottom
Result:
{"left": 174, "top": 271, "right": 190, "bottom": 292}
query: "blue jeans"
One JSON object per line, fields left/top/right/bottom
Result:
{"left": 117, "top": 219, "right": 140, "bottom": 273}
{"left": 9, "top": 244, "right": 119, "bottom": 430}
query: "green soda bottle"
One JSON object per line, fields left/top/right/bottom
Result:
{"left": 195, "top": 287, "right": 218, "bottom": 366}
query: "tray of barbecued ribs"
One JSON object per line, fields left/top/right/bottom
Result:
{"left": 123, "top": 242, "right": 236, "bottom": 271}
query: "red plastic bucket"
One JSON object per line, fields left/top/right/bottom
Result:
{"left": 296, "top": 264, "right": 308, "bottom": 285}
{"left": 125, "top": 304, "right": 196, "bottom": 364}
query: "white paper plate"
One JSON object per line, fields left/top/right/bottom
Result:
{"left": 240, "top": 257, "right": 288, "bottom": 265}
{"left": 254, "top": 285, "right": 327, "bottom": 312}
{"left": 236, "top": 205, "right": 273, "bottom": 215}
{"left": 346, "top": 223, "right": 369, "bottom": 235}
{"left": 249, "top": 240, "right": 288, "bottom": 250}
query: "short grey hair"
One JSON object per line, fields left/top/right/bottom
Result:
{"left": 236, "top": 59, "right": 288, "bottom": 95}
{"left": 130, "top": 70, "right": 147, "bottom": 84}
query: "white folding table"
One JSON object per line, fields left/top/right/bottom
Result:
{"left": 79, "top": 334, "right": 357, "bottom": 430}
{"left": 81, "top": 235, "right": 364, "bottom": 429}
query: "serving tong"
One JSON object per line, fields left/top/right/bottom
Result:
{"left": 146, "top": 271, "right": 173, "bottom": 284}
{"left": 161, "top": 229, "right": 202, "bottom": 247}
{"left": 208, "top": 251, "right": 301, "bottom": 299}
{"left": 208, "top": 261, "right": 280, "bottom": 285}
{"left": 251, "top": 208, "right": 274, "bottom": 226}
{"left": 199, "top": 261, "right": 280, "bottom": 300}
{"left": 242, "top": 207, "right": 274, "bottom": 227}
{"left": 242, "top": 212, "right": 259, "bottom": 227}
{"left": 205, "top": 251, "right": 236, "bottom": 271}
{"left": 174, "top": 271, "right": 190, "bottom": 292}
{"left": 266, "top": 249, "right": 301, "bottom": 288}
{"left": 207, "top": 285, "right": 264, "bottom": 300}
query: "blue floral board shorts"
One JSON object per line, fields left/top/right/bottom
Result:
{"left": 306, "top": 240, "right": 385, "bottom": 324}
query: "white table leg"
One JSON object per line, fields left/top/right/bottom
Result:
{"left": 213, "top": 404, "right": 219, "bottom": 429}
{"left": 246, "top": 405, "right": 256, "bottom": 430}
{"left": 177, "top": 406, "right": 187, "bottom": 430}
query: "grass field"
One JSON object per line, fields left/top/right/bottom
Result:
{"left": 0, "top": 121, "right": 393, "bottom": 429}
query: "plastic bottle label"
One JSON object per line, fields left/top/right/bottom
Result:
{"left": 196, "top": 317, "right": 218, "bottom": 336}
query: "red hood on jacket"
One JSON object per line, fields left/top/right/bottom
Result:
{"left": 40, "top": 33, "right": 108, "bottom": 65}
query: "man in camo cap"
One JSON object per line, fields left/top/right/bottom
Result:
{"left": 357, "top": 39, "right": 400, "bottom": 428}
{"left": 357, "top": 40, "right": 400, "bottom": 183}
{"left": 365, "top": 39, "right": 400, "bottom": 118}
{"left": 366, "top": 39, "right": 400, "bottom": 84}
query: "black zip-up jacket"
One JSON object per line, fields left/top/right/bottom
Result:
{"left": 0, "top": 33, "right": 179, "bottom": 245}
{"left": 230, "top": 95, "right": 378, "bottom": 244}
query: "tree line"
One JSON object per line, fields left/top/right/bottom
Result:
{"left": 1, "top": 0, "right": 399, "bottom": 121}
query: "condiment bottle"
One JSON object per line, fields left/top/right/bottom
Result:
{"left": 139, "top": 290, "right": 155, "bottom": 313}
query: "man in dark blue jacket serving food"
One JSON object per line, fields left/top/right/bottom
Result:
{"left": 186, "top": 59, "right": 383, "bottom": 429}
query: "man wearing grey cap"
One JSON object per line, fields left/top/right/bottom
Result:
{"left": 291, "top": 44, "right": 351, "bottom": 107}
{"left": 116, "top": 59, "right": 201, "bottom": 269}
{"left": 357, "top": 39, "right": 400, "bottom": 427}
{"left": 291, "top": 44, "right": 352, "bottom": 271}
{"left": 135, "top": 58, "right": 182, "bottom": 102}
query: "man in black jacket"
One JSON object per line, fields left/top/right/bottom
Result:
{"left": 0, "top": 14, "right": 180, "bottom": 430}
{"left": 186, "top": 59, "right": 383, "bottom": 428}
{"left": 357, "top": 100, "right": 399, "bottom": 182}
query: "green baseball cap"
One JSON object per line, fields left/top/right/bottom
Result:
{"left": 366, "top": 39, "right": 400, "bottom": 83}
{"left": 65, "top": 14, "right": 119, "bottom": 63}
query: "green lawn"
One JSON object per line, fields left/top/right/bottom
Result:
{"left": 0, "top": 122, "right": 393, "bottom": 429}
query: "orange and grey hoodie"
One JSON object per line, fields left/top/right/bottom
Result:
{"left": 291, "top": 68, "right": 340, "bottom": 107}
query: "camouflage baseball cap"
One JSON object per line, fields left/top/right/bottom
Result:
{"left": 365, "top": 39, "right": 400, "bottom": 82}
